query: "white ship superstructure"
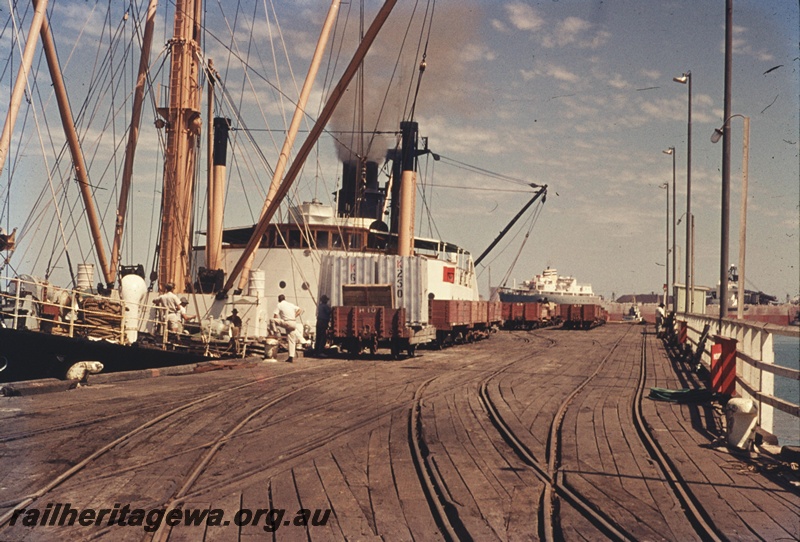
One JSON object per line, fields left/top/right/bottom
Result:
{"left": 497, "top": 267, "right": 600, "bottom": 305}
{"left": 193, "top": 198, "right": 479, "bottom": 329}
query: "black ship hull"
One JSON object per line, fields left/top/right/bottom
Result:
{"left": 0, "top": 327, "right": 210, "bottom": 383}
{"left": 496, "top": 289, "right": 600, "bottom": 305}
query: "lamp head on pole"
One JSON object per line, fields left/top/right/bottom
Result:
{"left": 711, "top": 113, "right": 747, "bottom": 144}
{"left": 660, "top": 183, "right": 669, "bottom": 189}
{"left": 673, "top": 72, "right": 690, "bottom": 84}
{"left": 662, "top": 147, "right": 674, "bottom": 155}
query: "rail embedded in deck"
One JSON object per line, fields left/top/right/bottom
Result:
{"left": 675, "top": 313, "right": 800, "bottom": 438}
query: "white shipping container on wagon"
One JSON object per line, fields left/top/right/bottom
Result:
{"left": 318, "top": 253, "right": 378, "bottom": 305}
{"left": 375, "top": 255, "right": 428, "bottom": 325}
{"left": 318, "top": 253, "right": 429, "bottom": 325}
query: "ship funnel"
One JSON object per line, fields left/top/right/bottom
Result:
{"left": 338, "top": 160, "right": 382, "bottom": 219}
{"left": 397, "top": 121, "right": 418, "bottom": 256}
{"left": 207, "top": 117, "right": 230, "bottom": 272}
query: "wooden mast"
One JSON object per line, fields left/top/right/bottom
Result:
{"left": 36, "top": 0, "right": 115, "bottom": 286}
{"left": 157, "top": 0, "right": 203, "bottom": 293}
{"left": 0, "top": 0, "right": 49, "bottom": 179}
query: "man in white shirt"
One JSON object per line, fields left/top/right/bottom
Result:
{"left": 155, "top": 283, "right": 183, "bottom": 333}
{"left": 273, "top": 294, "right": 304, "bottom": 362}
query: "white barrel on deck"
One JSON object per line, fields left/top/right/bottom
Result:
{"left": 76, "top": 263, "right": 94, "bottom": 290}
{"left": 248, "top": 269, "right": 265, "bottom": 298}
{"left": 725, "top": 398, "right": 758, "bottom": 449}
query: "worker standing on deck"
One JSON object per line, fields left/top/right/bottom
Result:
{"left": 155, "top": 283, "right": 183, "bottom": 334}
{"left": 273, "top": 294, "right": 303, "bottom": 362}
{"left": 226, "top": 308, "right": 242, "bottom": 354}
{"left": 314, "top": 295, "right": 332, "bottom": 356}
{"left": 177, "top": 297, "right": 197, "bottom": 333}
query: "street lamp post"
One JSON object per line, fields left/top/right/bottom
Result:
{"left": 718, "top": 0, "right": 734, "bottom": 323}
{"left": 673, "top": 71, "right": 692, "bottom": 313}
{"left": 712, "top": 114, "right": 749, "bottom": 320}
{"left": 660, "top": 183, "right": 669, "bottom": 308}
{"left": 663, "top": 147, "right": 676, "bottom": 313}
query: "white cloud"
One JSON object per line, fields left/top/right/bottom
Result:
{"left": 640, "top": 69, "right": 661, "bottom": 80}
{"left": 608, "top": 74, "right": 629, "bottom": 90}
{"left": 511, "top": 10, "right": 610, "bottom": 50}
{"left": 505, "top": 2, "right": 545, "bottom": 32}
{"left": 545, "top": 64, "right": 581, "bottom": 83}
{"left": 491, "top": 19, "right": 508, "bottom": 32}
{"left": 726, "top": 26, "right": 775, "bottom": 61}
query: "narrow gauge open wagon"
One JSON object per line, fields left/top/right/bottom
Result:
{"left": 428, "top": 299, "right": 501, "bottom": 347}
{"left": 501, "top": 301, "right": 558, "bottom": 330}
{"left": 559, "top": 303, "right": 608, "bottom": 330}
{"left": 328, "top": 305, "right": 432, "bottom": 358}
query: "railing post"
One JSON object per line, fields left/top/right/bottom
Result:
{"left": 12, "top": 278, "right": 21, "bottom": 330}
{"left": 119, "top": 299, "right": 126, "bottom": 343}
{"left": 759, "top": 329, "right": 774, "bottom": 434}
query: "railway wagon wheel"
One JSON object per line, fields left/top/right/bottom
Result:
{"left": 345, "top": 338, "right": 360, "bottom": 357}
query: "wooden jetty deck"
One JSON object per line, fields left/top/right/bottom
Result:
{"left": 1, "top": 325, "right": 798, "bottom": 541}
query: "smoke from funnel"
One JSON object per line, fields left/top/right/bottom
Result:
{"left": 329, "top": 1, "right": 482, "bottom": 162}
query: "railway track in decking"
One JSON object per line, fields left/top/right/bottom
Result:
{"left": 0, "top": 361, "right": 352, "bottom": 529}
{"left": 633, "top": 330, "right": 723, "bottom": 542}
{"left": 480, "top": 326, "right": 633, "bottom": 541}
{"left": 408, "top": 331, "right": 558, "bottom": 541}
{"left": 3, "top": 327, "right": 771, "bottom": 541}
{"left": 478, "top": 326, "right": 724, "bottom": 542}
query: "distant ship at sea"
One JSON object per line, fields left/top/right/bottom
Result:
{"left": 494, "top": 267, "right": 601, "bottom": 305}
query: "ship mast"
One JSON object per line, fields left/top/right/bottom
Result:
{"left": 156, "top": 0, "right": 203, "bottom": 293}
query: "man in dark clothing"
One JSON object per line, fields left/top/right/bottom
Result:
{"left": 314, "top": 295, "right": 332, "bottom": 356}
{"left": 226, "top": 308, "right": 242, "bottom": 354}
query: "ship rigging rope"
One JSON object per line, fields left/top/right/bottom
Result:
{"left": 475, "top": 197, "right": 545, "bottom": 283}
{"left": 499, "top": 203, "right": 543, "bottom": 288}
{"left": 3, "top": 3, "right": 79, "bottom": 284}
{"left": 214, "top": 0, "right": 283, "bottom": 172}
{"left": 206, "top": 4, "right": 334, "bottom": 303}
{"left": 10, "top": 2, "right": 173, "bottom": 286}
{"left": 404, "top": 0, "right": 436, "bottom": 122}
{"left": 434, "top": 154, "right": 536, "bottom": 186}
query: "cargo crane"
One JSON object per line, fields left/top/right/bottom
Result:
{"left": 474, "top": 184, "right": 547, "bottom": 266}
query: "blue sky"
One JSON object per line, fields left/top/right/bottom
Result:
{"left": 407, "top": 0, "right": 799, "bottom": 301}
{"left": 1, "top": 0, "right": 798, "bottom": 301}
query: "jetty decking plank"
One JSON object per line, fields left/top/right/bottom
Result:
{"left": 444, "top": 391, "right": 511, "bottom": 538}
{"left": 325, "top": 444, "right": 377, "bottom": 535}
{"left": 203, "top": 492, "right": 243, "bottom": 542}
{"left": 314, "top": 453, "right": 380, "bottom": 540}
{"left": 268, "top": 470, "right": 313, "bottom": 542}
{"left": 166, "top": 500, "right": 212, "bottom": 542}
{"left": 385, "top": 410, "right": 442, "bottom": 541}
{"left": 364, "top": 423, "right": 414, "bottom": 539}
{"left": 424, "top": 396, "right": 498, "bottom": 540}
{"left": 291, "top": 462, "right": 341, "bottom": 542}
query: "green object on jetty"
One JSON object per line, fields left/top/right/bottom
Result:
{"left": 648, "top": 387, "right": 716, "bottom": 403}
